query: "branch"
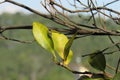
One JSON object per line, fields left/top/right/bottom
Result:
{"left": 56, "top": 61, "right": 112, "bottom": 78}
{"left": 5, "top": 0, "right": 51, "bottom": 19}
{"left": 0, "top": 25, "right": 33, "bottom": 43}
{"left": 5, "top": 0, "right": 77, "bottom": 29}
{"left": 4, "top": 0, "right": 119, "bottom": 32}
{"left": 1, "top": 25, "right": 120, "bottom": 36}
{"left": 55, "top": 61, "right": 95, "bottom": 75}
{"left": 0, "top": 25, "right": 32, "bottom": 33}
{"left": 104, "top": 0, "right": 120, "bottom": 7}
{"left": 82, "top": 41, "right": 120, "bottom": 57}
{"left": 0, "top": 33, "right": 34, "bottom": 43}
{"left": 51, "top": 0, "right": 120, "bottom": 15}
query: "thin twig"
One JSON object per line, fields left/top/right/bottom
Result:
{"left": 55, "top": 62, "right": 94, "bottom": 75}
{"left": 5, "top": 0, "right": 51, "bottom": 19}
{"left": 108, "top": 36, "right": 120, "bottom": 51}
{"left": 106, "top": 64, "right": 120, "bottom": 72}
{"left": 104, "top": 0, "right": 120, "bottom": 7}
{"left": 51, "top": 1, "right": 120, "bottom": 15}
{"left": 116, "top": 57, "right": 120, "bottom": 74}
{"left": 88, "top": 0, "right": 97, "bottom": 27}
{"left": 82, "top": 42, "right": 120, "bottom": 57}
{"left": 0, "top": 34, "right": 34, "bottom": 43}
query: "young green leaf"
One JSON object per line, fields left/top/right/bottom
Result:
{"left": 32, "top": 22, "right": 56, "bottom": 60}
{"left": 112, "top": 72, "right": 120, "bottom": 80}
{"left": 88, "top": 52, "right": 106, "bottom": 72}
{"left": 64, "top": 50, "right": 73, "bottom": 65}
{"left": 51, "top": 30, "right": 73, "bottom": 65}
{"left": 64, "top": 31, "right": 77, "bottom": 61}
{"left": 51, "top": 30, "right": 68, "bottom": 59}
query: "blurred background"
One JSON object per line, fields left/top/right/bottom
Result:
{"left": 0, "top": 0, "right": 120, "bottom": 80}
{"left": 0, "top": 12, "right": 120, "bottom": 80}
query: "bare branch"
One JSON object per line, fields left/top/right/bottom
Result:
{"left": 0, "top": 33, "right": 34, "bottom": 43}
{"left": 50, "top": 1, "right": 120, "bottom": 15}
{"left": 104, "top": 0, "right": 120, "bottom": 7}
{"left": 5, "top": 0, "right": 50, "bottom": 18}
{"left": 0, "top": 25, "right": 120, "bottom": 37}
{"left": 116, "top": 57, "right": 120, "bottom": 74}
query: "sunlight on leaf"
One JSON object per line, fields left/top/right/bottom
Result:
{"left": 88, "top": 52, "right": 106, "bottom": 72}
{"left": 32, "top": 22, "right": 56, "bottom": 60}
{"left": 51, "top": 30, "right": 73, "bottom": 65}
{"left": 51, "top": 30, "right": 68, "bottom": 59}
{"left": 32, "top": 22, "right": 74, "bottom": 65}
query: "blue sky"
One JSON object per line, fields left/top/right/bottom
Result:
{"left": 0, "top": 0, "right": 119, "bottom": 14}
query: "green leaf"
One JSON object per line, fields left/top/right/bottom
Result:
{"left": 64, "top": 50, "right": 73, "bottom": 65}
{"left": 51, "top": 30, "right": 73, "bottom": 65}
{"left": 112, "top": 72, "right": 120, "bottom": 80}
{"left": 32, "top": 22, "right": 56, "bottom": 59}
{"left": 88, "top": 52, "right": 106, "bottom": 71}
{"left": 64, "top": 31, "right": 77, "bottom": 61}
{"left": 51, "top": 30, "right": 68, "bottom": 59}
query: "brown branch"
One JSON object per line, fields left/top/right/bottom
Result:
{"left": 56, "top": 61, "right": 112, "bottom": 78}
{"left": 76, "top": 0, "right": 88, "bottom": 8}
{"left": 5, "top": 0, "right": 51, "bottom": 19}
{"left": 51, "top": 1, "right": 120, "bottom": 15}
{"left": 0, "top": 25, "right": 32, "bottom": 32}
{"left": 4, "top": 0, "right": 119, "bottom": 32}
{"left": 104, "top": 0, "right": 120, "bottom": 7}
{"left": 4, "top": 0, "right": 74, "bottom": 29}
{"left": 0, "top": 25, "right": 120, "bottom": 36}
{"left": 50, "top": 2, "right": 97, "bottom": 29}
{"left": 0, "top": 33, "right": 34, "bottom": 43}
{"left": 0, "top": 25, "right": 33, "bottom": 43}
{"left": 5, "top": 0, "right": 75, "bottom": 29}
{"left": 88, "top": 0, "right": 97, "bottom": 27}
{"left": 77, "top": 29, "right": 120, "bottom": 36}
{"left": 55, "top": 61, "right": 94, "bottom": 75}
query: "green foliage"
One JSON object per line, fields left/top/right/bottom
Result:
{"left": 51, "top": 30, "right": 69, "bottom": 59}
{"left": 88, "top": 51, "right": 106, "bottom": 72}
{"left": 32, "top": 22, "right": 56, "bottom": 60}
{"left": 64, "top": 31, "right": 77, "bottom": 61}
{"left": 51, "top": 30, "right": 73, "bottom": 65}
{"left": 32, "top": 22, "right": 74, "bottom": 65}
